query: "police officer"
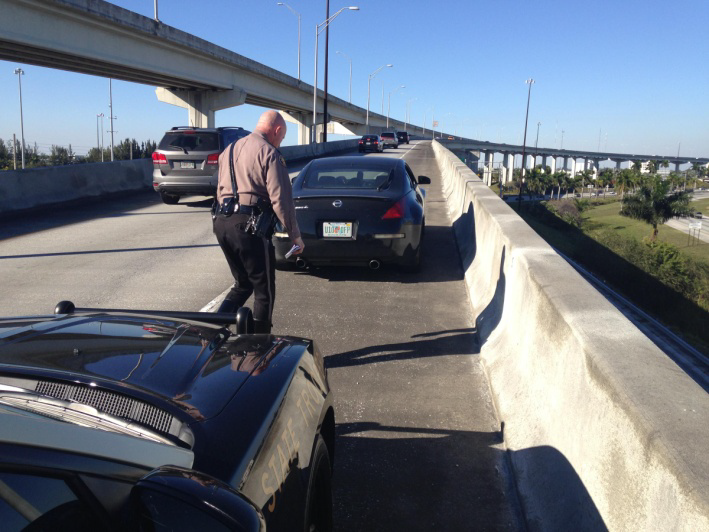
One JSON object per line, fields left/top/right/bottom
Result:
{"left": 213, "top": 110, "right": 304, "bottom": 334}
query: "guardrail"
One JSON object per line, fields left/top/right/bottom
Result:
{"left": 433, "top": 140, "right": 709, "bottom": 530}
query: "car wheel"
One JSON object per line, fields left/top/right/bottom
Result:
{"left": 303, "top": 435, "right": 333, "bottom": 532}
{"left": 160, "top": 191, "right": 180, "bottom": 205}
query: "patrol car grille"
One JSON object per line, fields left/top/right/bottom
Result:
{"left": 35, "top": 380, "right": 175, "bottom": 435}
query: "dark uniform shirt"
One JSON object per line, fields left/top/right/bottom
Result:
{"left": 217, "top": 131, "right": 301, "bottom": 240}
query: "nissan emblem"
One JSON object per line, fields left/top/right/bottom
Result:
{"left": 333, "top": 200, "right": 343, "bottom": 208}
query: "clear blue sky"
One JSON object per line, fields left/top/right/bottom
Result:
{"left": 1, "top": 0, "right": 708, "bottom": 157}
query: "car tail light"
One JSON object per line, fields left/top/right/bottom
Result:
{"left": 152, "top": 152, "right": 167, "bottom": 165}
{"left": 381, "top": 198, "right": 405, "bottom": 219}
{"left": 206, "top": 153, "right": 219, "bottom": 165}
{"left": 374, "top": 141, "right": 379, "bottom": 144}
{"left": 359, "top": 140, "right": 363, "bottom": 144}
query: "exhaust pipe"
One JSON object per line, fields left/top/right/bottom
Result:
{"left": 295, "top": 257, "right": 307, "bottom": 269}
{"left": 369, "top": 259, "right": 381, "bottom": 270}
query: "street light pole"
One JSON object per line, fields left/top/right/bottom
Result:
{"left": 405, "top": 97, "right": 416, "bottom": 131}
{"left": 312, "top": 6, "right": 359, "bottom": 144}
{"left": 14, "top": 68, "right": 25, "bottom": 169}
{"left": 366, "top": 63, "right": 392, "bottom": 129}
{"left": 535, "top": 121, "right": 541, "bottom": 151}
{"left": 387, "top": 85, "right": 404, "bottom": 128}
{"left": 323, "top": 0, "right": 330, "bottom": 142}
{"left": 517, "top": 78, "right": 535, "bottom": 210}
{"left": 277, "top": 3, "right": 301, "bottom": 81}
{"left": 97, "top": 113, "right": 105, "bottom": 162}
{"left": 109, "top": 79, "right": 116, "bottom": 161}
{"left": 335, "top": 51, "right": 352, "bottom": 103}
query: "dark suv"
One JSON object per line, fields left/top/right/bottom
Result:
{"left": 396, "top": 131, "right": 410, "bottom": 144}
{"left": 152, "top": 126, "right": 250, "bottom": 204}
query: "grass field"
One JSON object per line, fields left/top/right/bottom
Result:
{"left": 583, "top": 197, "right": 709, "bottom": 263}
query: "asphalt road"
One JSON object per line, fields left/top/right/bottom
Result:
{"left": 0, "top": 141, "right": 524, "bottom": 530}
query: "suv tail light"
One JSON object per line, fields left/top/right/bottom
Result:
{"left": 359, "top": 140, "right": 363, "bottom": 144}
{"left": 206, "top": 153, "right": 219, "bottom": 165}
{"left": 381, "top": 198, "right": 405, "bottom": 219}
{"left": 152, "top": 152, "right": 167, "bottom": 165}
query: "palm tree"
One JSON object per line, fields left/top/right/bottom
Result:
{"left": 616, "top": 169, "right": 634, "bottom": 200}
{"left": 620, "top": 175, "right": 693, "bottom": 240}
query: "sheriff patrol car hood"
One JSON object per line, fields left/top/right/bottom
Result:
{"left": 0, "top": 313, "right": 287, "bottom": 421}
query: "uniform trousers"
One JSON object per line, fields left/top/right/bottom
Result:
{"left": 213, "top": 214, "right": 276, "bottom": 324}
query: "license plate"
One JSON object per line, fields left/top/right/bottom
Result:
{"left": 323, "top": 222, "right": 352, "bottom": 238}
{"left": 366, "top": 142, "right": 371, "bottom": 145}
{"left": 180, "top": 161, "right": 195, "bottom": 169}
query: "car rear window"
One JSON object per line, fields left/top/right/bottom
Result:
{"left": 158, "top": 132, "right": 220, "bottom": 152}
{"left": 381, "top": 133, "right": 395, "bottom": 138}
{"left": 362, "top": 135, "right": 377, "bottom": 140}
{"left": 302, "top": 167, "right": 396, "bottom": 190}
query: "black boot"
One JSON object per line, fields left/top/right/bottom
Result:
{"left": 253, "top": 320, "right": 272, "bottom": 335}
{"left": 217, "top": 299, "right": 239, "bottom": 313}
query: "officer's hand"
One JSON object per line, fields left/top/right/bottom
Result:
{"left": 292, "top": 236, "right": 305, "bottom": 254}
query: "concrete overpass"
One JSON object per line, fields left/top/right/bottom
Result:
{"left": 0, "top": 0, "right": 445, "bottom": 144}
{"left": 441, "top": 138, "right": 709, "bottom": 186}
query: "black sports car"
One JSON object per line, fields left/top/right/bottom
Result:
{"left": 0, "top": 302, "right": 334, "bottom": 532}
{"left": 274, "top": 156, "right": 430, "bottom": 271}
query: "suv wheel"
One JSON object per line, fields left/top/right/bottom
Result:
{"left": 160, "top": 191, "right": 180, "bottom": 205}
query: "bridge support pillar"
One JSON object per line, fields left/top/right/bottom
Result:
{"left": 484, "top": 151, "right": 494, "bottom": 186}
{"left": 502, "top": 153, "right": 514, "bottom": 186}
{"left": 569, "top": 158, "right": 577, "bottom": 177}
{"left": 281, "top": 111, "right": 314, "bottom": 145}
{"left": 548, "top": 155, "right": 556, "bottom": 173}
{"left": 156, "top": 87, "right": 247, "bottom": 128}
{"left": 674, "top": 161, "right": 682, "bottom": 172}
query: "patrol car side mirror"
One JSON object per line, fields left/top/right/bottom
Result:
{"left": 131, "top": 467, "right": 265, "bottom": 531}
{"left": 418, "top": 176, "right": 431, "bottom": 184}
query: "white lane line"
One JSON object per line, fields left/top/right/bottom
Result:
{"left": 200, "top": 286, "right": 232, "bottom": 312}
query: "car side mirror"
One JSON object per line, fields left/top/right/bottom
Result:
{"left": 130, "top": 467, "right": 265, "bottom": 531}
{"left": 417, "top": 176, "right": 431, "bottom": 184}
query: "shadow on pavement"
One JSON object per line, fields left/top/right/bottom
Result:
{"left": 326, "top": 328, "right": 478, "bottom": 368}
{"left": 332, "top": 422, "right": 606, "bottom": 531}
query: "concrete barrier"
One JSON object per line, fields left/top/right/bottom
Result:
{"left": 0, "top": 140, "right": 359, "bottom": 215}
{"left": 0, "top": 159, "right": 152, "bottom": 214}
{"left": 432, "top": 141, "right": 709, "bottom": 530}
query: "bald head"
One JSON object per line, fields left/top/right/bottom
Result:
{"left": 255, "top": 110, "right": 287, "bottom": 147}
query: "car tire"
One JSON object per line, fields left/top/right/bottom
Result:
{"left": 160, "top": 192, "right": 180, "bottom": 205}
{"left": 303, "top": 435, "right": 333, "bottom": 532}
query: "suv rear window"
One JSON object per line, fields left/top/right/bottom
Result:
{"left": 158, "top": 132, "right": 220, "bottom": 152}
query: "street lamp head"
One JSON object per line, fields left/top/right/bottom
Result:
{"left": 386, "top": 64, "right": 393, "bottom": 67}
{"left": 348, "top": 6, "right": 359, "bottom": 10}
{"left": 14, "top": 68, "right": 24, "bottom": 75}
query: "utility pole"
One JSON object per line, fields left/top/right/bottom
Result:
{"left": 12, "top": 134, "right": 17, "bottom": 170}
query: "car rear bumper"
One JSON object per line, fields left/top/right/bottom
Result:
{"left": 152, "top": 171, "right": 217, "bottom": 196}
{"left": 273, "top": 226, "right": 420, "bottom": 267}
